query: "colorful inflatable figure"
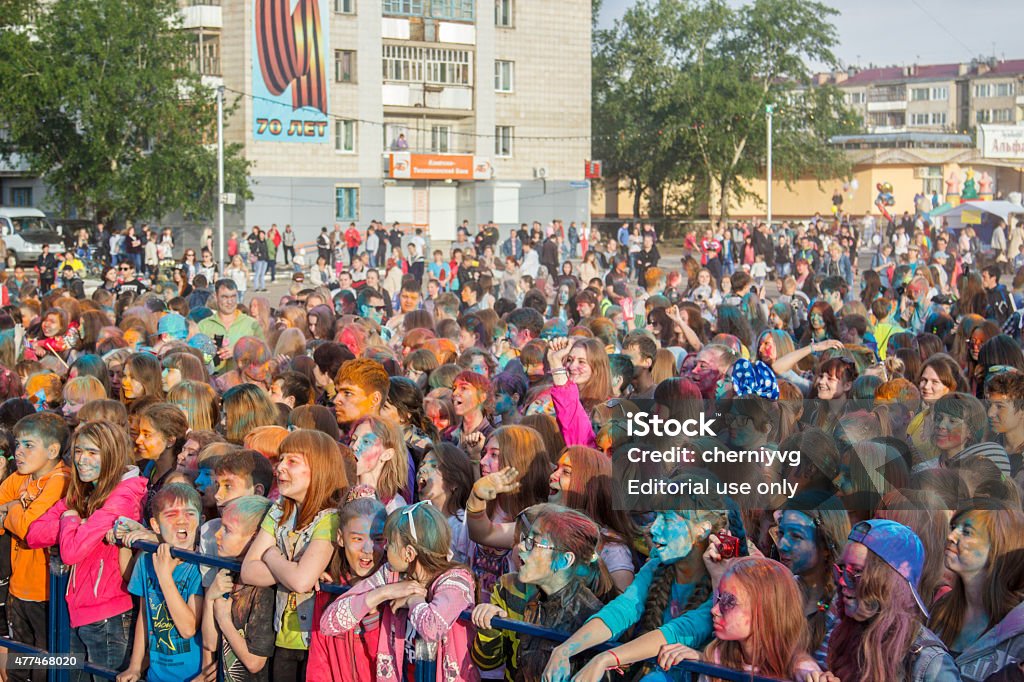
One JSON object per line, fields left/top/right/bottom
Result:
{"left": 875, "top": 182, "right": 895, "bottom": 223}
{"left": 962, "top": 168, "right": 979, "bottom": 200}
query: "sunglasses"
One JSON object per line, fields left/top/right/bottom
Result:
{"left": 712, "top": 591, "right": 741, "bottom": 614}
{"left": 833, "top": 562, "right": 863, "bottom": 588}
{"left": 119, "top": 267, "right": 132, "bottom": 272}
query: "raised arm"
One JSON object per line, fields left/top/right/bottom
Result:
{"left": 771, "top": 339, "right": 844, "bottom": 375}
{"left": 466, "top": 467, "right": 520, "bottom": 548}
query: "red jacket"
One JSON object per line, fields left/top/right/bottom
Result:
{"left": 345, "top": 228, "right": 362, "bottom": 248}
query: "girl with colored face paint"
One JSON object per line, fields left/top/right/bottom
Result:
{"left": 828, "top": 520, "right": 962, "bottom": 682}
{"left": 655, "top": 558, "right": 820, "bottom": 680}
{"left": 928, "top": 502, "right": 1024, "bottom": 670}
{"left": 545, "top": 470, "right": 730, "bottom": 682}
{"left": 772, "top": 494, "right": 850, "bottom": 667}
{"left": 24, "top": 421, "right": 148, "bottom": 673}
{"left": 471, "top": 505, "right": 615, "bottom": 681}
{"left": 308, "top": 497, "right": 388, "bottom": 682}
{"left": 416, "top": 443, "right": 474, "bottom": 564}
{"left": 348, "top": 416, "right": 410, "bottom": 513}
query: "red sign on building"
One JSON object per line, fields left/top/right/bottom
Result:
{"left": 584, "top": 160, "right": 603, "bottom": 179}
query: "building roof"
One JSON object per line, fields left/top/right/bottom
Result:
{"left": 823, "top": 58, "right": 1024, "bottom": 87}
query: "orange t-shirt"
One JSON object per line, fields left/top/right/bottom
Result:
{"left": 0, "top": 464, "right": 70, "bottom": 601}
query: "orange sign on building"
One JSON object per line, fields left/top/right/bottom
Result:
{"left": 390, "top": 153, "right": 491, "bottom": 180}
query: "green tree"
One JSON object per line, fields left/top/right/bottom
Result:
{"left": 593, "top": 0, "right": 860, "bottom": 220}
{"left": 0, "top": 0, "right": 250, "bottom": 222}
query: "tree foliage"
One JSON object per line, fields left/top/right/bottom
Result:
{"left": 0, "top": 0, "right": 250, "bottom": 222}
{"left": 593, "top": 0, "right": 861, "bottom": 219}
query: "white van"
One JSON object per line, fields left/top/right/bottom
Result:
{"left": 0, "top": 208, "right": 65, "bottom": 266}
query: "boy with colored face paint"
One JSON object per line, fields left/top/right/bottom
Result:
{"left": 472, "top": 505, "right": 612, "bottom": 680}
{"left": 121, "top": 484, "right": 204, "bottom": 682}
{"left": 332, "top": 358, "right": 389, "bottom": 432}
{"left": 0, "top": 413, "right": 70, "bottom": 682}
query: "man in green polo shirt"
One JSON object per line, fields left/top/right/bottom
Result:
{"left": 198, "top": 278, "right": 264, "bottom": 373}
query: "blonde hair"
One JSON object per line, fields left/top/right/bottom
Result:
{"left": 63, "top": 376, "right": 106, "bottom": 404}
{"left": 168, "top": 380, "right": 220, "bottom": 432}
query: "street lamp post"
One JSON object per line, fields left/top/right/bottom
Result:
{"left": 217, "top": 85, "right": 225, "bottom": 276}
{"left": 766, "top": 104, "right": 773, "bottom": 227}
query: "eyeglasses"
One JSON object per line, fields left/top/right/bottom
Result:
{"left": 519, "top": 532, "right": 559, "bottom": 553}
{"left": 712, "top": 591, "right": 741, "bottom": 614}
{"left": 119, "top": 266, "right": 131, "bottom": 272}
{"left": 833, "top": 562, "right": 863, "bottom": 587}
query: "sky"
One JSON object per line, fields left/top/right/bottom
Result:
{"left": 596, "top": 0, "right": 1022, "bottom": 70}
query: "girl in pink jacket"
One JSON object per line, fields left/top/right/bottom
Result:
{"left": 26, "top": 422, "right": 147, "bottom": 672}
{"left": 320, "top": 501, "right": 478, "bottom": 682}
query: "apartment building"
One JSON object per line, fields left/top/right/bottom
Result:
{"left": 181, "top": 0, "right": 592, "bottom": 242}
{"left": 822, "top": 58, "right": 1024, "bottom": 134}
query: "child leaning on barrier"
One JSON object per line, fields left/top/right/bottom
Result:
{"left": 320, "top": 501, "right": 478, "bottom": 682}
{"left": 0, "top": 412, "right": 70, "bottom": 682}
{"left": 25, "top": 421, "right": 146, "bottom": 674}
{"left": 118, "top": 483, "right": 205, "bottom": 682}
{"left": 201, "top": 495, "right": 275, "bottom": 682}
{"left": 307, "top": 495, "right": 388, "bottom": 682}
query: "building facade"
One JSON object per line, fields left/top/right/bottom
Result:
{"left": 183, "top": 0, "right": 591, "bottom": 244}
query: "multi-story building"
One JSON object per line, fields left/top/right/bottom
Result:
{"left": 179, "top": 0, "right": 591, "bottom": 242}
{"left": 823, "top": 58, "right": 1024, "bottom": 134}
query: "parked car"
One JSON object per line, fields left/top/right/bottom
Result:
{"left": 0, "top": 208, "right": 66, "bottom": 266}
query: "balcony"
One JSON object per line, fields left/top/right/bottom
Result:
{"left": 382, "top": 82, "right": 473, "bottom": 111}
{"left": 867, "top": 99, "right": 907, "bottom": 112}
{"left": 180, "top": 4, "right": 221, "bottom": 29}
{"left": 868, "top": 86, "right": 906, "bottom": 103}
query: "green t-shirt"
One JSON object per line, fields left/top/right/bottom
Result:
{"left": 260, "top": 505, "right": 339, "bottom": 650}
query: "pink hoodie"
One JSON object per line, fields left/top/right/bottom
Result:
{"left": 26, "top": 470, "right": 147, "bottom": 628}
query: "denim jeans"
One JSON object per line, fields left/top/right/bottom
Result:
{"left": 72, "top": 611, "right": 132, "bottom": 682}
{"left": 253, "top": 259, "right": 268, "bottom": 290}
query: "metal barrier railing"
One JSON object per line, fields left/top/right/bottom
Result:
{"left": 0, "top": 543, "right": 782, "bottom": 682}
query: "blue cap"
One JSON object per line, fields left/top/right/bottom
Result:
{"left": 157, "top": 313, "right": 188, "bottom": 341}
{"left": 848, "top": 519, "right": 929, "bottom": 617}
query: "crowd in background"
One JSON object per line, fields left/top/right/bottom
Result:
{"left": 0, "top": 207, "right": 1022, "bottom": 682}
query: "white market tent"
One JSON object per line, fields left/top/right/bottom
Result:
{"left": 930, "top": 200, "right": 1024, "bottom": 229}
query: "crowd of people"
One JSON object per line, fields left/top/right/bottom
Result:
{"left": 0, "top": 210, "right": 1022, "bottom": 682}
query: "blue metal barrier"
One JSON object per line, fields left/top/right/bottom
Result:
{"left": 0, "top": 541, "right": 783, "bottom": 682}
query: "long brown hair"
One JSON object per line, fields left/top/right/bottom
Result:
{"left": 67, "top": 422, "right": 134, "bottom": 517}
{"left": 928, "top": 501, "right": 1024, "bottom": 647}
{"left": 491, "top": 425, "right": 550, "bottom": 517}
{"left": 705, "top": 557, "right": 812, "bottom": 681}
{"left": 277, "top": 429, "right": 348, "bottom": 529}
{"left": 829, "top": 551, "right": 925, "bottom": 682}
{"left": 350, "top": 416, "right": 409, "bottom": 503}
{"left": 570, "top": 338, "right": 612, "bottom": 409}
{"left": 558, "top": 446, "right": 638, "bottom": 549}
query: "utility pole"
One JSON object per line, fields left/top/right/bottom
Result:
{"left": 766, "top": 104, "right": 774, "bottom": 226}
{"left": 217, "top": 85, "right": 225, "bottom": 275}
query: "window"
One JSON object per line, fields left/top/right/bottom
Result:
{"left": 995, "top": 83, "right": 1013, "bottom": 97}
{"left": 931, "top": 112, "right": 947, "bottom": 125}
{"left": 495, "top": 126, "right": 512, "bottom": 157}
{"left": 845, "top": 91, "right": 864, "bottom": 105}
{"left": 383, "top": 0, "right": 472, "bottom": 19}
{"left": 911, "top": 87, "right": 930, "bottom": 101}
{"left": 335, "top": 0, "right": 355, "bottom": 11}
{"left": 976, "top": 109, "right": 992, "bottom": 123}
{"left": 495, "top": 0, "right": 513, "bottom": 26}
{"left": 494, "top": 60, "right": 513, "bottom": 92}
{"left": 922, "top": 166, "right": 943, "bottom": 196}
{"left": 974, "top": 83, "right": 993, "bottom": 98}
{"left": 335, "top": 50, "right": 356, "bottom": 83}
{"left": 335, "top": 187, "right": 359, "bottom": 221}
{"left": 9, "top": 188, "right": 31, "bottom": 207}
{"left": 431, "top": 125, "right": 451, "bottom": 152}
{"left": 382, "top": 45, "right": 472, "bottom": 85}
{"left": 335, "top": 120, "right": 356, "bottom": 153}
{"left": 994, "top": 108, "right": 1013, "bottom": 122}
{"left": 931, "top": 86, "right": 948, "bottom": 100}
{"left": 910, "top": 113, "right": 930, "bottom": 126}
